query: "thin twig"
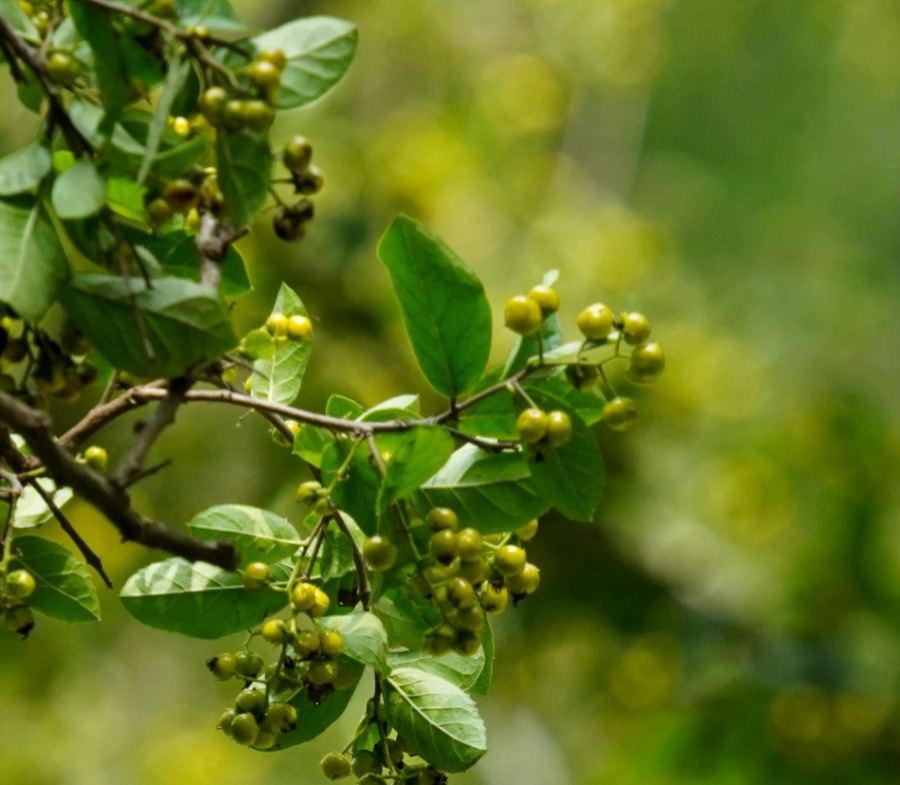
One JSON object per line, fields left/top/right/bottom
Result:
{"left": 332, "top": 509, "right": 370, "bottom": 609}
{"left": 28, "top": 478, "right": 113, "bottom": 588}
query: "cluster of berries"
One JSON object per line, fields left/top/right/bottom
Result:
{"left": 273, "top": 135, "right": 325, "bottom": 242}
{"left": 1, "top": 565, "right": 37, "bottom": 638}
{"left": 319, "top": 739, "right": 447, "bottom": 783}
{"left": 0, "top": 316, "right": 98, "bottom": 408}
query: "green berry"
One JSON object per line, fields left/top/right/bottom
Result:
{"left": 516, "top": 407, "right": 548, "bottom": 444}
{"left": 266, "top": 701, "right": 298, "bottom": 732}
{"left": 6, "top": 569, "right": 36, "bottom": 599}
{"left": 627, "top": 342, "right": 665, "bottom": 382}
{"left": 218, "top": 708, "right": 237, "bottom": 735}
{"left": 83, "top": 445, "right": 107, "bottom": 471}
{"left": 198, "top": 86, "right": 229, "bottom": 124}
{"left": 293, "top": 629, "right": 321, "bottom": 658}
{"left": 515, "top": 519, "right": 539, "bottom": 541}
{"left": 429, "top": 529, "right": 458, "bottom": 565}
{"left": 291, "top": 581, "right": 317, "bottom": 612}
{"left": 5, "top": 604, "right": 34, "bottom": 637}
{"left": 235, "top": 687, "right": 267, "bottom": 714}
{"left": 243, "top": 561, "right": 270, "bottom": 590}
{"left": 576, "top": 303, "right": 615, "bottom": 341}
{"left": 453, "top": 629, "right": 482, "bottom": 656}
{"left": 319, "top": 629, "right": 344, "bottom": 657}
{"left": 493, "top": 544, "right": 527, "bottom": 576}
{"left": 602, "top": 396, "right": 638, "bottom": 431}
{"left": 253, "top": 729, "right": 277, "bottom": 749}
{"left": 163, "top": 178, "right": 199, "bottom": 212}
{"left": 206, "top": 652, "right": 237, "bottom": 680}
{"left": 229, "top": 712, "right": 260, "bottom": 746}
{"left": 306, "top": 659, "right": 339, "bottom": 687}
{"left": 308, "top": 588, "right": 330, "bottom": 618}
{"left": 362, "top": 535, "right": 398, "bottom": 573}
{"left": 258, "top": 49, "right": 287, "bottom": 71}
{"left": 545, "top": 410, "right": 573, "bottom": 448}
{"left": 234, "top": 650, "right": 264, "bottom": 678}
{"left": 479, "top": 582, "right": 509, "bottom": 614}
{"left": 423, "top": 625, "right": 456, "bottom": 656}
{"left": 247, "top": 59, "right": 281, "bottom": 91}
{"left": 453, "top": 604, "right": 485, "bottom": 632}
{"left": 287, "top": 314, "right": 313, "bottom": 340}
{"left": 456, "top": 528, "right": 483, "bottom": 561}
{"left": 46, "top": 51, "right": 80, "bottom": 85}
{"left": 504, "top": 295, "right": 543, "bottom": 336}
{"left": 505, "top": 562, "right": 541, "bottom": 596}
{"left": 320, "top": 752, "right": 352, "bottom": 780}
{"left": 620, "top": 311, "right": 651, "bottom": 345}
{"left": 261, "top": 618, "right": 288, "bottom": 644}
{"left": 527, "top": 284, "right": 560, "bottom": 315}
{"left": 273, "top": 206, "right": 307, "bottom": 242}
{"left": 241, "top": 99, "right": 276, "bottom": 133}
{"left": 426, "top": 507, "right": 458, "bottom": 531}
{"left": 446, "top": 577, "right": 477, "bottom": 610}
{"left": 283, "top": 135, "right": 313, "bottom": 173}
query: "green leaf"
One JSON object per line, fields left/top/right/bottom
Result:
{"left": 0, "top": 0, "right": 36, "bottom": 36}
{"left": 293, "top": 424, "right": 334, "bottom": 468}
{"left": 61, "top": 273, "right": 236, "bottom": 379}
{"left": 216, "top": 129, "right": 272, "bottom": 230}
{"left": 120, "top": 557, "right": 290, "bottom": 638}
{"left": 69, "top": 1, "right": 129, "bottom": 128}
{"left": 501, "top": 313, "right": 565, "bottom": 378}
{"left": 12, "top": 479, "right": 72, "bottom": 529}
{"left": 326, "top": 394, "right": 364, "bottom": 420}
{"left": 378, "top": 216, "right": 492, "bottom": 398}
{"left": 383, "top": 667, "right": 488, "bottom": 772}
{"left": 0, "top": 142, "right": 52, "bottom": 195}
{"left": 526, "top": 406, "right": 604, "bottom": 521}
{"left": 319, "top": 513, "right": 363, "bottom": 580}
{"left": 388, "top": 645, "right": 485, "bottom": 691}
{"left": 414, "top": 445, "right": 550, "bottom": 534}
{"left": 359, "top": 394, "right": 420, "bottom": 421}
{"left": 522, "top": 374, "right": 605, "bottom": 426}
{"left": 11, "top": 536, "right": 100, "bottom": 622}
{"left": 105, "top": 177, "right": 147, "bottom": 222}
{"left": 321, "top": 440, "right": 379, "bottom": 536}
{"left": 51, "top": 158, "right": 106, "bottom": 219}
{"left": 174, "top": 0, "right": 247, "bottom": 35}
{"left": 249, "top": 17, "right": 358, "bottom": 109}
{"left": 0, "top": 196, "right": 68, "bottom": 321}
{"left": 152, "top": 135, "right": 208, "bottom": 179}
{"left": 138, "top": 52, "right": 191, "bottom": 183}
{"left": 372, "top": 588, "right": 440, "bottom": 650}
{"left": 377, "top": 426, "right": 455, "bottom": 515}
{"left": 469, "top": 619, "right": 493, "bottom": 696}
{"left": 269, "top": 660, "right": 364, "bottom": 750}
{"left": 457, "top": 389, "right": 517, "bottom": 439}
{"left": 186, "top": 505, "right": 302, "bottom": 566}
{"left": 251, "top": 284, "right": 311, "bottom": 403}
{"left": 318, "top": 611, "right": 389, "bottom": 673}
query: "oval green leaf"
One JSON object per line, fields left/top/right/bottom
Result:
{"left": 251, "top": 283, "right": 312, "bottom": 403}
{"left": 0, "top": 142, "right": 52, "bottom": 196}
{"left": 318, "top": 611, "right": 389, "bottom": 673}
{"left": 51, "top": 158, "right": 106, "bottom": 219}
{"left": 187, "top": 504, "right": 302, "bottom": 566}
{"left": 216, "top": 129, "right": 272, "bottom": 230}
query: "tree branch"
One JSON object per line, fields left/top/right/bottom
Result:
{"left": 0, "top": 393, "right": 239, "bottom": 569}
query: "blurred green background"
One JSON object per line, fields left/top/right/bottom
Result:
{"left": 2, "top": 0, "right": 900, "bottom": 783}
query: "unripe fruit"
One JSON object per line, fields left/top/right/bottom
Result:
{"left": 453, "top": 604, "right": 485, "bottom": 632}
{"left": 456, "top": 528, "right": 483, "bottom": 561}
{"left": 515, "top": 519, "right": 539, "bottom": 541}
{"left": 527, "top": 284, "right": 560, "bottom": 315}
{"left": 248, "top": 59, "right": 281, "bottom": 91}
{"left": 291, "top": 581, "right": 317, "bottom": 612}
{"left": 576, "top": 303, "right": 615, "bottom": 341}
{"left": 294, "top": 629, "right": 321, "bottom": 658}
{"left": 294, "top": 164, "right": 324, "bottom": 194}
{"left": 283, "top": 135, "right": 313, "bottom": 173}
{"left": 170, "top": 115, "right": 191, "bottom": 135}
{"left": 273, "top": 206, "right": 306, "bottom": 242}
{"left": 163, "top": 178, "right": 199, "bottom": 212}
{"left": 5, "top": 604, "right": 34, "bottom": 636}
{"left": 504, "top": 295, "right": 543, "bottom": 336}
{"left": 261, "top": 618, "right": 288, "bottom": 644}
{"left": 234, "top": 650, "right": 264, "bottom": 678}
{"left": 447, "top": 577, "right": 477, "bottom": 610}
{"left": 545, "top": 410, "right": 573, "bottom": 448}
{"left": 453, "top": 629, "right": 482, "bottom": 657}
{"left": 258, "top": 49, "right": 287, "bottom": 71}
{"left": 198, "top": 86, "right": 228, "bottom": 124}
{"left": 516, "top": 407, "right": 548, "bottom": 444}
{"left": 235, "top": 687, "right": 266, "bottom": 714}
{"left": 147, "top": 197, "right": 175, "bottom": 226}
{"left": 83, "top": 445, "right": 108, "bottom": 471}
{"left": 320, "top": 752, "right": 352, "bottom": 780}
{"left": 479, "top": 582, "right": 509, "bottom": 613}
{"left": 6, "top": 569, "right": 36, "bottom": 599}
{"left": 319, "top": 629, "right": 344, "bottom": 657}
{"left": 241, "top": 99, "right": 276, "bottom": 133}
{"left": 424, "top": 625, "right": 456, "bottom": 656}
{"left": 309, "top": 588, "right": 330, "bottom": 618}
{"left": 505, "top": 562, "right": 540, "bottom": 595}
{"left": 230, "top": 712, "right": 260, "bottom": 746}
{"left": 46, "top": 51, "right": 80, "bottom": 85}
{"left": 620, "top": 311, "right": 651, "bottom": 345}
{"left": 627, "top": 341, "right": 665, "bottom": 382}
{"left": 429, "top": 529, "right": 458, "bottom": 565}
{"left": 267, "top": 701, "right": 298, "bottom": 732}
{"left": 207, "top": 652, "right": 237, "bottom": 680}
{"left": 602, "top": 396, "right": 638, "bottom": 431}
{"left": 287, "top": 314, "right": 313, "bottom": 340}
{"left": 362, "top": 535, "right": 398, "bottom": 573}
{"left": 295, "top": 479, "right": 323, "bottom": 504}
{"left": 493, "top": 544, "right": 527, "bottom": 576}
{"left": 458, "top": 558, "right": 488, "bottom": 585}
{"left": 253, "top": 729, "right": 277, "bottom": 750}
{"left": 243, "top": 561, "right": 270, "bottom": 590}
{"left": 306, "top": 659, "right": 339, "bottom": 686}
{"left": 218, "top": 708, "right": 237, "bottom": 735}
{"left": 426, "top": 507, "right": 458, "bottom": 531}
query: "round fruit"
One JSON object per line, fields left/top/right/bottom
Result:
{"left": 453, "top": 604, "right": 485, "bottom": 632}
{"left": 5, "top": 604, "right": 34, "bottom": 636}
{"left": 320, "top": 752, "right": 352, "bottom": 780}
{"left": 362, "top": 535, "right": 398, "bottom": 573}
{"left": 218, "top": 708, "right": 237, "bottom": 735}
{"left": 456, "top": 528, "right": 483, "bottom": 561}
{"left": 576, "top": 303, "right": 615, "bottom": 341}
{"left": 453, "top": 629, "right": 482, "bottom": 656}
{"left": 428, "top": 529, "right": 458, "bottom": 565}
{"left": 446, "top": 577, "right": 476, "bottom": 610}
{"left": 545, "top": 410, "right": 573, "bottom": 448}
{"left": 308, "top": 588, "right": 330, "bottom": 618}
{"left": 258, "top": 49, "right": 287, "bottom": 71}
{"left": 516, "top": 407, "right": 548, "bottom": 444}
{"left": 319, "top": 629, "right": 344, "bottom": 657}
{"left": 46, "top": 51, "right": 80, "bottom": 85}
{"left": 479, "top": 582, "right": 509, "bottom": 614}
{"left": 261, "top": 618, "right": 288, "bottom": 644}
{"left": 83, "top": 445, "right": 108, "bottom": 471}
{"left": 230, "top": 712, "right": 260, "bottom": 746}
{"left": 234, "top": 650, "right": 264, "bottom": 678}
{"left": 295, "top": 479, "right": 323, "bottom": 504}
{"left": 198, "top": 86, "right": 228, "bottom": 124}
{"left": 493, "top": 544, "right": 526, "bottom": 576}
{"left": 295, "top": 164, "right": 325, "bottom": 194}
{"left": 505, "top": 562, "right": 540, "bottom": 595}
{"left": 5, "top": 569, "right": 35, "bottom": 599}
{"left": 458, "top": 558, "right": 488, "bottom": 585}
{"left": 287, "top": 314, "right": 313, "bottom": 340}
{"left": 291, "top": 581, "right": 317, "bottom": 612}
{"left": 306, "top": 659, "right": 339, "bottom": 686}
{"left": 504, "top": 295, "right": 543, "bottom": 336}
{"left": 627, "top": 342, "right": 665, "bottom": 382}
{"left": 602, "top": 396, "right": 638, "bottom": 431}
{"left": 241, "top": 99, "right": 276, "bottom": 133}
{"left": 267, "top": 701, "right": 298, "bottom": 732}
{"left": 515, "top": 519, "right": 539, "bottom": 541}
{"left": 273, "top": 207, "right": 306, "bottom": 242}
{"left": 423, "top": 625, "right": 456, "bottom": 656}
{"left": 163, "top": 178, "right": 199, "bottom": 212}
{"left": 235, "top": 687, "right": 267, "bottom": 714}
{"left": 426, "top": 507, "right": 458, "bottom": 531}
{"left": 147, "top": 197, "right": 174, "bottom": 226}
{"left": 294, "top": 629, "right": 321, "bottom": 658}
{"left": 253, "top": 729, "right": 277, "bottom": 750}
{"left": 283, "top": 135, "right": 313, "bottom": 172}
{"left": 248, "top": 59, "right": 281, "bottom": 90}
{"left": 243, "top": 561, "right": 270, "bottom": 590}
{"left": 620, "top": 311, "right": 651, "bottom": 345}
{"left": 222, "top": 99, "right": 247, "bottom": 130}
{"left": 527, "top": 284, "right": 560, "bottom": 315}
{"left": 206, "top": 652, "right": 236, "bottom": 680}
